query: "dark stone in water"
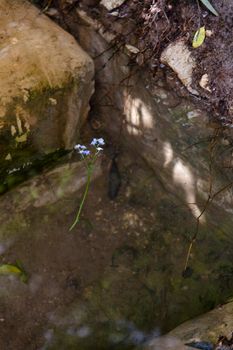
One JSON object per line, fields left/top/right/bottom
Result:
{"left": 108, "top": 157, "right": 121, "bottom": 200}
{"left": 186, "top": 341, "right": 214, "bottom": 350}
{"left": 182, "top": 266, "right": 194, "bottom": 278}
{"left": 186, "top": 334, "right": 233, "bottom": 350}
{"left": 65, "top": 275, "right": 80, "bottom": 291}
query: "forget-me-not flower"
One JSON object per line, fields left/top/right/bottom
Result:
{"left": 80, "top": 149, "right": 91, "bottom": 156}
{"left": 70, "top": 137, "right": 105, "bottom": 231}
{"left": 91, "top": 138, "right": 105, "bottom": 147}
{"left": 74, "top": 144, "right": 87, "bottom": 151}
{"left": 74, "top": 144, "right": 90, "bottom": 157}
{"left": 74, "top": 138, "right": 105, "bottom": 158}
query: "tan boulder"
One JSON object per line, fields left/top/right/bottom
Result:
{"left": 0, "top": 0, "right": 94, "bottom": 164}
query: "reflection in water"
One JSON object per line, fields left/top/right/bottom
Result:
{"left": 146, "top": 335, "right": 188, "bottom": 350}
{"left": 43, "top": 316, "right": 162, "bottom": 350}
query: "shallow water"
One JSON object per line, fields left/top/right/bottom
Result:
{"left": 1, "top": 149, "right": 233, "bottom": 350}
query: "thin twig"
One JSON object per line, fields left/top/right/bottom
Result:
{"left": 184, "top": 129, "right": 220, "bottom": 270}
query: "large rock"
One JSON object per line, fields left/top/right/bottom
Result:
{"left": 0, "top": 0, "right": 94, "bottom": 168}
{"left": 145, "top": 301, "right": 233, "bottom": 349}
{"left": 145, "top": 335, "right": 189, "bottom": 350}
{"left": 169, "top": 301, "right": 233, "bottom": 344}
{"left": 0, "top": 158, "right": 102, "bottom": 240}
{"left": 160, "top": 39, "right": 198, "bottom": 95}
{"left": 100, "top": 0, "right": 126, "bottom": 10}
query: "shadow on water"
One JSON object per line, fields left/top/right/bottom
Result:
{"left": 1, "top": 147, "right": 231, "bottom": 350}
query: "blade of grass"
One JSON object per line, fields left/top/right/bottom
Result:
{"left": 199, "top": 0, "right": 219, "bottom": 16}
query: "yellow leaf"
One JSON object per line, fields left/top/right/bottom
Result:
{"left": 0, "top": 263, "right": 28, "bottom": 283}
{"left": 192, "top": 26, "right": 206, "bottom": 49}
{"left": 15, "top": 133, "right": 27, "bottom": 143}
{"left": 0, "top": 264, "right": 22, "bottom": 275}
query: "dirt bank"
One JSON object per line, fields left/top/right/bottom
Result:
{"left": 53, "top": 0, "right": 233, "bottom": 124}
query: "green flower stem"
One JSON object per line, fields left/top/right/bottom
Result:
{"left": 69, "top": 164, "right": 93, "bottom": 231}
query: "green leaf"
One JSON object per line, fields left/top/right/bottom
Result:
{"left": 0, "top": 262, "right": 28, "bottom": 283}
{"left": 192, "top": 26, "right": 206, "bottom": 48}
{"left": 199, "top": 0, "right": 219, "bottom": 16}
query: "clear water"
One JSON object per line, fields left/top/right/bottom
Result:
{"left": 1, "top": 149, "right": 233, "bottom": 349}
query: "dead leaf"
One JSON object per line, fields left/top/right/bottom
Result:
{"left": 199, "top": 73, "right": 211, "bottom": 92}
{"left": 5, "top": 153, "right": 12, "bottom": 161}
{"left": 125, "top": 44, "right": 140, "bottom": 55}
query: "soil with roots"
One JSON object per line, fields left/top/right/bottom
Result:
{"left": 54, "top": 0, "right": 233, "bottom": 125}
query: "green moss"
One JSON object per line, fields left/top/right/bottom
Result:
{"left": 0, "top": 148, "right": 71, "bottom": 195}
{"left": 1, "top": 212, "right": 28, "bottom": 240}
{"left": 169, "top": 106, "right": 188, "bottom": 122}
{"left": 27, "top": 75, "right": 76, "bottom": 102}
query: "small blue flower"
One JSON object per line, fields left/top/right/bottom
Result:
{"left": 90, "top": 138, "right": 105, "bottom": 147}
{"left": 74, "top": 144, "right": 87, "bottom": 150}
{"left": 97, "top": 138, "right": 105, "bottom": 146}
{"left": 79, "top": 149, "right": 90, "bottom": 156}
{"left": 90, "top": 138, "right": 98, "bottom": 146}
